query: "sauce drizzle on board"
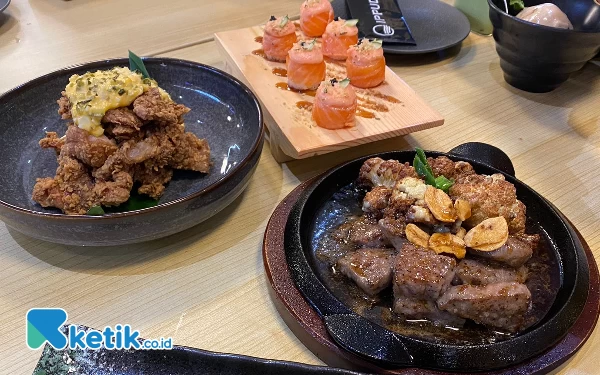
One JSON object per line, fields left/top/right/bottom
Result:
{"left": 272, "top": 68, "right": 288, "bottom": 77}
{"left": 252, "top": 49, "right": 267, "bottom": 58}
{"left": 275, "top": 82, "right": 317, "bottom": 97}
{"left": 296, "top": 101, "right": 313, "bottom": 110}
{"left": 371, "top": 91, "right": 401, "bottom": 103}
{"left": 254, "top": 36, "right": 263, "bottom": 43}
{"left": 356, "top": 108, "right": 376, "bottom": 118}
{"left": 295, "top": 100, "right": 377, "bottom": 119}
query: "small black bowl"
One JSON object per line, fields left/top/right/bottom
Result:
{"left": 284, "top": 143, "right": 590, "bottom": 371}
{"left": 0, "top": 58, "right": 264, "bottom": 246}
{"left": 488, "top": 0, "right": 600, "bottom": 92}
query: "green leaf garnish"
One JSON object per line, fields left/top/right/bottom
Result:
{"left": 280, "top": 15, "right": 289, "bottom": 27}
{"left": 371, "top": 39, "right": 383, "bottom": 48}
{"left": 129, "top": 50, "right": 150, "bottom": 79}
{"left": 413, "top": 147, "right": 454, "bottom": 192}
{"left": 435, "top": 175, "right": 454, "bottom": 193}
{"left": 338, "top": 78, "right": 351, "bottom": 88}
{"left": 87, "top": 205, "right": 105, "bottom": 216}
{"left": 345, "top": 19, "right": 359, "bottom": 27}
{"left": 85, "top": 192, "right": 158, "bottom": 216}
{"left": 509, "top": 0, "right": 525, "bottom": 11}
{"left": 301, "top": 39, "right": 317, "bottom": 51}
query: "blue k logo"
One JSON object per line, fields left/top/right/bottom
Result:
{"left": 26, "top": 308, "right": 68, "bottom": 350}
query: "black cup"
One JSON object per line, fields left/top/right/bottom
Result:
{"left": 488, "top": 0, "right": 600, "bottom": 92}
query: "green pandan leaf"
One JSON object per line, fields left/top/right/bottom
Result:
{"left": 86, "top": 205, "right": 105, "bottom": 216}
{"left": 128, "top": 50, "right": 150, "bottom": 79}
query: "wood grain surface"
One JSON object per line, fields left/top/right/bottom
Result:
{"left": 0, "top": 0, "right": 599, "bottom": 374}
{"left": 215, "top": 25, "right": 444, "bottom": 159}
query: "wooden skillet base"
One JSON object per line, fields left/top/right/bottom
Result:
{"left": 263, "top": 180, "right": 600, "bottom": 374}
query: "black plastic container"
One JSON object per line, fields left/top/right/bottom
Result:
{"left": 488, "top": 0, "right": 600, "bottom": 92}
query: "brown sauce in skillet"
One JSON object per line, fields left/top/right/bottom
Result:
{"left": 310, "top": 183, "right": 560, "bottom": 345}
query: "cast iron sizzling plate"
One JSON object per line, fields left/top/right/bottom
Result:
{"left": 283, "top": 143, "right": 590, "bottom": 372}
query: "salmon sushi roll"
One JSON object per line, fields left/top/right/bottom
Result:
{"left": 300, "top": 0, "right": 334, "bottom": 37}
{"left": 262, "top": 15, "right": 297, "bottom": 62}
{"left": 312, "top": 78, "right": 357, "bottom": 129}
{"left": 322, "top": 18, "right": 359, "bottom": 60}
{"left": 286, "top": 40, "right": 326, "bottom": 91}
{"left": 346, "top": 38, "right": 386, "bottom": 88}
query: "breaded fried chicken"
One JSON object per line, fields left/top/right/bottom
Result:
{"left": 39, "top": 132, "right": 65, "bottom": 152}
{"left": 33, "top": 83, "right": 211, "bottom": 215}
{"left": 134, "top": 165, "right": 174, "bottom": 199}
{"left": 32, "top": 152, "right": 96, "bottom": 215}
{"left": 62, "top": 125, "right": 118, "bottom": 168}
{"left": 133, "top": 88, "right": 190, "bottom": 125}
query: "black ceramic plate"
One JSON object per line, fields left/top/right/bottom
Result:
{"left": 332, "top": 0, "right": 471, "bottom": 54}
{"left": 0, "top": 0, "right": 9, "bottom": 13}
{"left": 33, "top": 326, "right": 365, "bottom": 375}
{"left": 0, "top": 58, "right": 264, "bottom": 246}
{"left": 284, "top": 144, "right": 590, "bottom": 372}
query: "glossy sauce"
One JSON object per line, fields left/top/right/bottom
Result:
{"left": 272, "top": 68, "right": 288, "bottom": 77}
{"left": 356, "top": 108, "right": 376, "bottom": 118}
{"left": 252, "top": 49, "right": 267, "bottom": 59}
{"left": 254, "top": 36, "right": 263, "bottom": 43}
{"left": 371, "top": 91, "right": 401, "bottom": 103}
{"left": 311, "top": 183, "right": 560, "bottom": 345}
{"left": 275, "top": 82, "right": 316, "bottom": 97}
{"left": 357, "top": 97, "right": 389, "bottom": 113}
{"left": 296, "top": 101, "right": 313, "bottom": 110}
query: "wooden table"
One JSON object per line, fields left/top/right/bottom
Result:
{"left": 0, "top": 1, "right": 599, "bottom": 373}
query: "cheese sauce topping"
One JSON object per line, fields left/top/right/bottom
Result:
{"left": 65, "top": 67, "right": 168, "bottom": 136}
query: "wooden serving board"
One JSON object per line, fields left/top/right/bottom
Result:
{"left": 215, "top": 24, "right": 444, "bottom": 162}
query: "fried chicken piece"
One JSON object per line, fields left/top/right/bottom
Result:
{"left": 94, "top": 170, "right": 133, "bottom": 207}
{"left": 39, "top": 132, "right": 65, "bottom": 152}
{"left": 32, "top": 152, "right": 97, "bottom": 215}
{"left": 95, "top": 122, "right": 209, "bottom": 188}
{"left": 57, "top": 92, "right": 71, "bottom": 120}
{"left": 134, "top": 165, "right": 173, "bottom": 199}
{"left": 132, "top": 88, "right": 190, "bottom": 125}
{"left": 102, "top": 107, "right": 145, "bottom": 141}
{"left": 102, "top": 107, "right": 144, "bottom": 129}
{"left": 427, "top": 156, "right": 475, "bottom": 180}
{"left": 358, "top": 157, "right": 418, "bottom": 188}
{"left": 168, "top": 132, "right": 211, "bottom": 173}
{"left": 62, "top": 125, "right": 118, "bottom": 168}
{"left": 450, "top": 174, "right": 526, "bottom": 233}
